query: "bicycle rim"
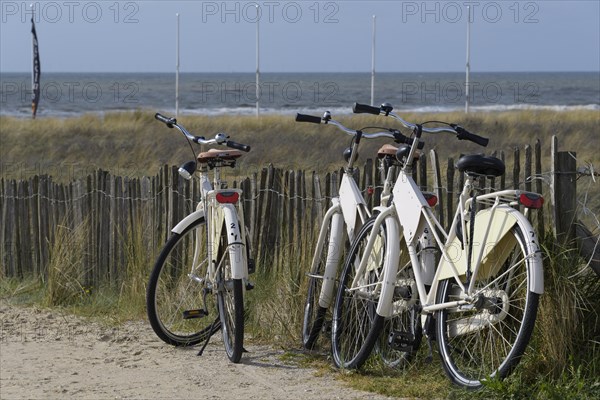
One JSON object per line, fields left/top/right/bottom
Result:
{"left": 146, "top": 218, "right": 219, "bottom": 346}
{"left": 436, "top": 225, "right": 539, "bottom": 388}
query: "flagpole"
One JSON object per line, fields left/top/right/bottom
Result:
{"left": 31, "top": 4, "right": 34, "bottom": 117}
{"left": 30, "top": 3, "right": 40, "bottom": 119}
{"left": 465, "top": 6, "right": 471, "bottom": 114}
{"left": 255, "top": 4, "right": 260, "bottom": 117}
{"left": 176, "top": 13, "right": 180, "bottom": 119}
{"left": 371, "top": 15, "right": 376, "bottom": 106}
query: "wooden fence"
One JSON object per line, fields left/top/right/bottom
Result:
{"left": 0, "top": 136, "right": 595, "bottom": 285}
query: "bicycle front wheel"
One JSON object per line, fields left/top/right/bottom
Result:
{"left": 436, "top": 224, "right": 540, "bottom": 388}
{"left": 331, "top": 217, "right": 385, "bottom": 369}
{"left": 146, "top": 218, "right": 219, "bottom": 346}
{"left": 216, "top": 242, "right": 245, "bottom": 363}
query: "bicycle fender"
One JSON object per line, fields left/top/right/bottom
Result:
{"left": 437, "top": 205, "right": 543, "bottom": 294}
{"left": 318, "top": 206, "right": 344, "bottom": 308}
{"left": 376, "top": 215, "right": 401, "bottom": 318}
{"left": 221, "top": 204, "right": 248, "bottom": 280}
{"left": 171, "top": 210, "right": 206, "bottom": 235}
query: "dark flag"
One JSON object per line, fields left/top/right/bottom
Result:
{"left": 31, "top": 18, "right": 41, "bottom": 118}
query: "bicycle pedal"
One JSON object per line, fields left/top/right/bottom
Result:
{"left": 183, "top": 309, "right": 208, "bottom": 319}
{"left": 388, "top": 330, "right": 415, "bottom": 352}
{"left": 245, "top": 281, "right": 255, "bottom": 291}
{"left": 248, "top": 258, "right": 256, "bottom": 274}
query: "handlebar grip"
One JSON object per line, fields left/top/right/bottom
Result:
{"left": 393, "top": 131, "right": 425, "bottom": 150}
{"left": 226, "top": 140, "right": 251, "bottom": 152}
{"left": 295, "top": 113, "right": 322, "bottom": 124}
{"left": 352, "top": 102, "right": 381, "bottom": 115}
{"left": 155, "top": 113, "right": 176, "bottom": 127}
{"left": 454, "top": 125, "right": 489, "bottom": 147}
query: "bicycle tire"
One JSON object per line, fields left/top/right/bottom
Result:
{"left": 302, "top": 218, "right": 343, "bottom": 350}
{"left": 331, "top": 216, "right": 385, "bottom": 369}
{"left": 147, "top": 218, "right": 220, "bottom": 346}
{"left": 216, "top": 232, "right": 245, "bottom": 363}
{"left": 436, "top": 224, "right": 540, "bottom": 388}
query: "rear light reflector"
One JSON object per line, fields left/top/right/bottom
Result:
{"left": 216, "top": 192, "right": 239, "bottom": 204}
{"left": 519, "top": 193, "right": 544, "bottom": 209}
{"left": 424, "top": 193, "right": 438, "bottom": 207}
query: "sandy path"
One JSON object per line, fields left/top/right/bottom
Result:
{"left": 0, "top": 305, "right": 392, "bottom": 400}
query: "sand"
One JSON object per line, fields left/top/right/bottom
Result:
{"left": 0, "top": 305, "right": 392, "bottom": 400}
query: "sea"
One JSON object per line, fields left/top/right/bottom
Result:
{"left": 0, "top": 71, "right": 598, "bottom": 118}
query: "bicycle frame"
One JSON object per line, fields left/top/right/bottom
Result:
{"left": 310, "top": 131, "right": 400, "bottom": 309}
{"left": 354, "top": 167, "right": 544, "bottom": 319}
{"left": 171, "top": 163, "right": 249, "bottom": 288}
{"left": 312, "top": 171, "right": 370, "bottom": 308}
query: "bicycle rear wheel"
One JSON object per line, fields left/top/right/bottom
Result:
{"left": 436, "top": 224, "right": 540, "bottom": 388}
{"left": 216, "top": 236, "right": 245, "bottom": 363}
{"left": 147, "top": 218, "right": 219, "bottom": 346}
{"left": 331, "top": 217, "right": 385, "bottom": 369}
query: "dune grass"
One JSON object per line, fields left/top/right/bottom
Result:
{"left": 1, "top": 110, "right": 598, "bottom": 181}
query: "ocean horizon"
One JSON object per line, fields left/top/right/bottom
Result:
{"left": 1, "top": 71, "right": 598, "bottom": 118}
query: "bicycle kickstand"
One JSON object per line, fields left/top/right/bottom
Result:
{"left": 197, "top": 317, "right": 220, "bottom": 357}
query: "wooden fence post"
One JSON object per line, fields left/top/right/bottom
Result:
{"left": 551, "top": 136, "right": 577, "bottom": 244}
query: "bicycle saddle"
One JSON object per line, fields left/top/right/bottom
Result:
{"left": 377, "top": 144, "right": 398, "bottom": 158}
{"left": 456, "top": 154, "right": 505, "bottom": 177}
{"left": 197, "top": 148, "right": 244, "bottom": 164}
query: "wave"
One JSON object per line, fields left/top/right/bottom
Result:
{"left": 1, "top": 103, "right": 598, "bottom": 119}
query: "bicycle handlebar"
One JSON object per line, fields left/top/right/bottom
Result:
{"left": 155, "top": 113, "right": 251, "bottom": 152}
{"left": 155, "top": 112, "right": 176, "bottom": 127}
{"left": 295, "top": 113, "right": 323, "bottom": 124}
{"left": 352, "top": 103, "right": 382, "bottom": 115}
{"left": 451, "top": 124, "right": 489, "bottom": 147}
{"left": 295, "top": 112, "right": 424, "bottom": 149}
{"left": 226, "top": 140, "right": 251, "bottom": 152}
{"left": 353, "top": 102, "right": 489, "bottom": 147}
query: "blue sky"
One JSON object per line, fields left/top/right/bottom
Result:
{"left": 1, "top": 1, "right": 599, "bottom": 73}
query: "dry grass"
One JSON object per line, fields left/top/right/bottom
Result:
{"left": 44, "top": 221, "right": 90, "bottom": 307}
{"left": 1, "top": 110, "right": 598, "bottom": 181}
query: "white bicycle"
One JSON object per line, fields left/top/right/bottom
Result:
{"left": 146, "top": 113, "right": 253, "bottom": 364}
{"left": 332, "top": 103, "right": 544, "bottom": 388}
{"left": 296, "top": 111, "right": 431, "bottom": 367}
